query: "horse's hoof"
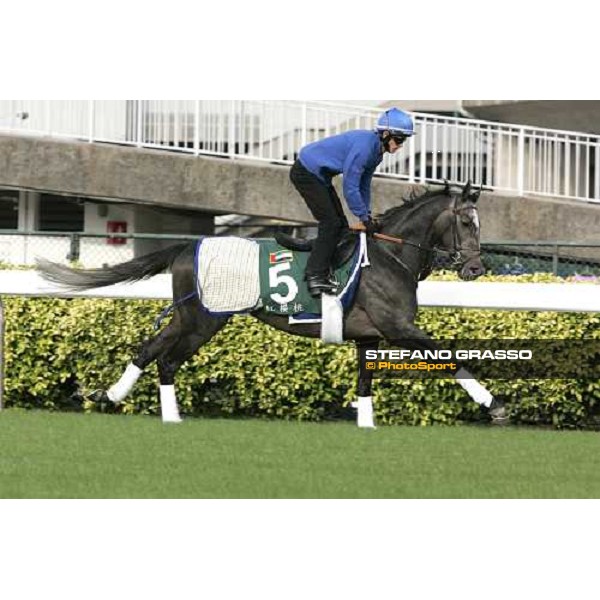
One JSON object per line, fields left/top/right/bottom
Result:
{"left": 489, "top": 397, "right": 510, "bottom": 426}
{"left": 87, "top": 389, "right": 107, "bottom": 402}
{"left": 86, "top": 390, "right": 114, "bottom": 412}
{"left": 64, "top": 391, "right": 85, "bottom": 411}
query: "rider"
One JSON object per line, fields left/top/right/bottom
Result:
{"left": 290, "top": 107, "right": 415, "bottom": 297}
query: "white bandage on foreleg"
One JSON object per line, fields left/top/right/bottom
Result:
{"left": 159, "top": 385, "right": 182, "bottom": 423}
{"left": 351, "top": 396, "right": 376, "bottom": 429}
{"left": 321, "top": 293, "right": 343, "bottom": 344}
{"left": 107, "top": 363, "right": 143, "bottom": 403}
{"left": 455, "top": 368, "right": 493, "bottom": 407}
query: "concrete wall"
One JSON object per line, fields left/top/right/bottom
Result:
{"left": 133, "top": 205, "right": 214, "bottom": 255}
{"left": 2, "top": 132, "right": 600, "bottom": 247}
{"left": 0, "top": 132, "right": 305, "bottom": 219}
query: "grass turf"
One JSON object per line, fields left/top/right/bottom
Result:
{"left": 2, "top": 409, "right": 600, "bottom": 498}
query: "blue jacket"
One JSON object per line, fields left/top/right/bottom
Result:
{"left": 298, "top": 130, "right": 383, "bottom": 222}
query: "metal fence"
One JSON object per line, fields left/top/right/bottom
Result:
{"left": 2, "top": 100, "right": 600, "bottom": 203}
{"left": 0, "top": 231, "right": 198, "bottom": 268}
{"left": 1, "top": 231, "right": 600, "bottom": 278}
{"left": 481, "top": 243, "right": 600, "bottom": 278}
{"left": 428, "top": 242, "right": 600, "bottom": 278}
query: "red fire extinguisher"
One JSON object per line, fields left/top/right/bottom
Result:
{"left": 107, "top": 221, "right": 127, "bottom": 245}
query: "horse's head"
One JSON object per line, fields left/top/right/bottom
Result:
{"left": 432, "top": 181, "right": 485, "bottom": 281}
{"left": 378, "top": 181, "right": 485, "bottom": 282}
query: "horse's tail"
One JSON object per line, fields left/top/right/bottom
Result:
{"left": 36, "top": 242, "right": 191, "bottom": 290}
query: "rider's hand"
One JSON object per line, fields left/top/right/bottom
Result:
{"left": 362, "top": 216, "right": 381, "bottom": 237}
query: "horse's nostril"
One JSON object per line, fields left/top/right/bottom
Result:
{"left": 464, "top": 264, "right": 484, "bottom": 278}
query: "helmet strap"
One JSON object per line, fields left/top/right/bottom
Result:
{"left": 380, "top": 131, "right": 392, "bottom": 152}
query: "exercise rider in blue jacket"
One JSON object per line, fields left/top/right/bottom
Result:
{"left": 290, "top": 107, "right": 415, "bottom": 297}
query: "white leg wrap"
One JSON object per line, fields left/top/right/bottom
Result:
{"left": 107, "top": 363, "right": 143, "bottom": 403}
{"left": 351, "top": 396, "right": 377, "bottom": 429}
{"left": 321, "top": 294, "right": 343, "bottom": 344}
{"left": 160, "top": 385, "right": 182, "bottom": 423}
{"left": 455, "top": 368, "right": 493, "bottom": 407}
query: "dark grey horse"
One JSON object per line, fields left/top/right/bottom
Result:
{"left": 37, "top": 182, "right": 508, "bottom": 427}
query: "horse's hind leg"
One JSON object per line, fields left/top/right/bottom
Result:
{"left": 155, "top": 319, "right": 228, "bottom": 422}
{"left": 104, "top": 308, "right": 228, "bottom": 421}
{"left": 105, "top": 320, "right": 182, "bottom": 404}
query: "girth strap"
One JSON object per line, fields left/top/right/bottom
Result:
{"left": 153, "top": 291, "right": 197, "bottom": 330}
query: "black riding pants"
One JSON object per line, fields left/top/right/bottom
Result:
{"left": 290, "top": 160, "right": 349, "bottom": 276}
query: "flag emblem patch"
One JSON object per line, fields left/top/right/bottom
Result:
{"left": 269, "top": 251, "right": 293, "bottom": 264}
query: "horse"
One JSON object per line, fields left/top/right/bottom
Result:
{"left": 36, "top": 181, "right": 508, "bottom": 427}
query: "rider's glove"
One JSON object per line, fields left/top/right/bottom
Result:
{"left": 362, "top": 216, "right": 381, "bottom": 237}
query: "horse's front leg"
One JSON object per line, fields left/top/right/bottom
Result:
{"left": 373, "top": 315, "right": 509, "bottom": 424}
{"left": 352, "top": 340, "right": 379, "bottom": 429}
{"left": 454, "top": 367, "right": 509, "bottom": 424}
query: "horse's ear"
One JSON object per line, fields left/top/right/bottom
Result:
{"left": 470, "top": 186, "right": 482, "bottom": 203}
{"left": 461, "top": 180, "right": 472, "bottom": 200}
{"left": 470, "top": 183, "right": 485, "bottom": 203}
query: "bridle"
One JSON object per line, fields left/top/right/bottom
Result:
{"left": 355, "top": 194, "right": 482, "bottom": 281}
{"left": 438, "top": 195, "right": 482, "bottom": 267}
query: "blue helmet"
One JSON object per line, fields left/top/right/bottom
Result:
{"left": 375, "top": 107, "right": 415, "bottom": 137}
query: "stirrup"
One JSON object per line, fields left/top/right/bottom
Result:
{"left": 306, "top": 274, "right": 338, "bottom": 297}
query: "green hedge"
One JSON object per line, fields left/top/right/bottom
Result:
{"left": 2, "top": 272, "right": 600, "bottom": 429}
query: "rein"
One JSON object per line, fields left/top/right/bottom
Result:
{"left": 350, "top": 224, "right": 428, "bottom": 250}
{"left": 351, "top": 195, "right": 481, "bottom": 279}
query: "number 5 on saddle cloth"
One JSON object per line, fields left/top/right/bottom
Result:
{"left": 192, "top": 234, "right": 367, "bottom": 321}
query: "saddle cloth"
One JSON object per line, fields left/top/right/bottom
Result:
{"left": 194, "top": 235, "right": 364, "bottom": 317}
{"left": 195, "top": 237, "right": 261, "bottom": 314}
{"left": 258, "top": 238, "right": 361, "bottom": 316}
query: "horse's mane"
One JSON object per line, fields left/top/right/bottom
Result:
{"left": 378, "top": 186, "right": 448, "bottom": 225}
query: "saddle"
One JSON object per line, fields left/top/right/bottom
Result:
{"left": 274, "top": 231, "right": 357, "bottom": 270}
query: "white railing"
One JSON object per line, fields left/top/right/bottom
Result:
{"left": 2, "top": 100, "right": 600, "bottom": 203}
{"left": 3, "top": 271, "right": 600, "bottom": 309}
